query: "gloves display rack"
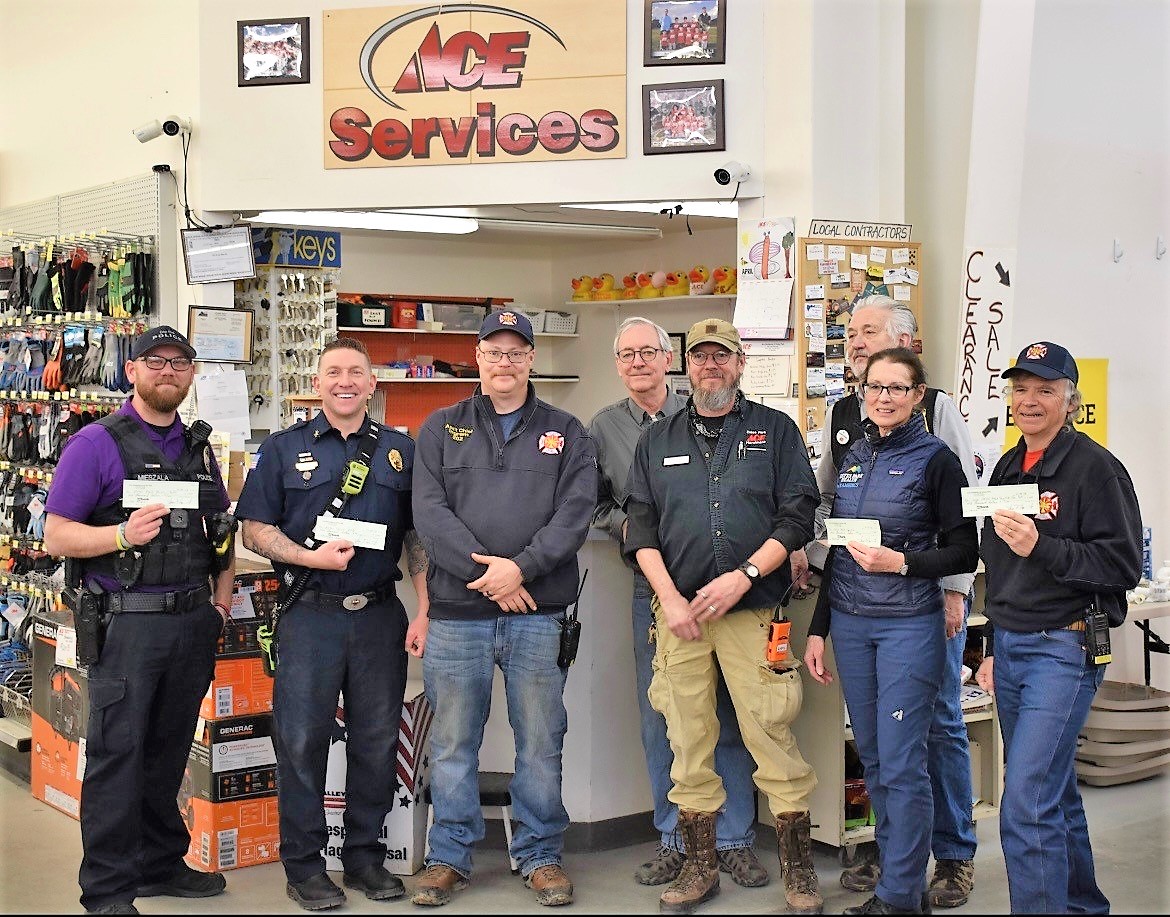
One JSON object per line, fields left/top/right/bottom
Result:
{"left": 0, "top": 320, "right": 144, "bottom": 396}
{"left": 4, "top": 233, "right": 155, "bottom": 320}
{"left": 235, "top": 266, "right": 339, "bottom": 430}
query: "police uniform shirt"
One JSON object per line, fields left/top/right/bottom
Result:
{"left": 235, "top": 412, "right": 414, "bottom": 594}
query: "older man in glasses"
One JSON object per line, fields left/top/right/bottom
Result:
{"left": 410, "top": 310, "right": 597, "bottom": 908}
{"left": 588, "top": 317, "right": 767, "bottom": 891}
{"left": 623, "top": 318, "right": 822, "bottom": 915}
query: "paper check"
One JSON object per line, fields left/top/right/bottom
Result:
{"left": 960, "top": 483, "right": 1040, "bottom": 517}
{"left": 313, "top": 516, "right": 387, "bottom": 551}
{"left": 122, "top": 480, "right": 200, "bottom": 509}
{"left": 825, "top": 518, "right": 883, "bottom": 547}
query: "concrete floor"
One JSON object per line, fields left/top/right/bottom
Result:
{"left": 1, "top": 769, "right": 1167, "bottom": 914}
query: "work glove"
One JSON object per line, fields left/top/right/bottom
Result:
{"left": 89, "top": 264, "right": 109, "bottom": 314}
{"left": 42, "top": 333, "right": 62, "bottom": 391}
{"left": 100, "top": 331, "right": 119, "bottom": 390}
{"left": 80, "top": 330, "right": 104, "bottom": 385}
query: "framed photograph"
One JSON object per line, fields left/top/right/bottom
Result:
{"left": 187, "top": 305, "right": 255, "bottom": 364}
{"left": 181, "top": 226, "right": 257, "bottom": 284}
{"left": 644, "top": 1, "right": 726, "bottom": 66}
{"left": 643, "top": 79, "right": 725, "bottom": 155}
{"left": 238, "top": 17, "right": 310, "bottom": 86}
{"left": 667, "top": 332, "right": 687, "bottom": 374}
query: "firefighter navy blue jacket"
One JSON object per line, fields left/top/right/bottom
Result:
{"left": 412, "top": 383, "right": 597, "bottom": 620}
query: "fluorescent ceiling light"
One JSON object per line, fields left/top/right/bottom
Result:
{"left": 249, "top": 210, "right": 479, "bottom": 234}
{"left": 563, "top": 201, "right": 738, "bottom": 219}
{"left": 474, "top": 218, "right": 662, "bottom": 239}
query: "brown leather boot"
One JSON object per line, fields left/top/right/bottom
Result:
{"left": 659, "top": 809, "right": 720, "bottom": 914}
{"left": 775, "top": 811, "right": 823, "bottom": 914}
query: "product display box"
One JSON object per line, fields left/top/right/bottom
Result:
{"left": 29, "top": 611, "right": 89, "bottom": 820}
{"left": 322, "top": 682, "right": 432, "bottom": 875}
{"left": 215, "top": 568, "right": 278, "bottom": 660}
{"left": 199, "top": 656, "right": 273, "bottom": 721}
{"left": 338, "top": 301, "right": 390, "bottom": 328}
{"left": 182, "top": 712, "right": 280, "bottom": 872}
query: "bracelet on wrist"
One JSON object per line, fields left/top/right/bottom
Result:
{"left": 213, "top": 602, "right": 230, "bottom": 618}
{"left": 115, "top": 522, "right": 130, "bottom": 552}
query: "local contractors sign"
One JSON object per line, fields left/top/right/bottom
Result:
{"left": 323, "top": 2, "right": 626, "bottom": 167}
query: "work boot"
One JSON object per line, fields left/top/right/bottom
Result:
{"left": 286, "top": 873, "right": 346, "bottom": 911}
{"left": 342, "top": 863, "right": 406, "bottom": 900}
{"left": 635, "top": 845, "right": 686, "bottom": 885}
{"left": 840, "top": 841, "right": 881, "bottom": 892}
{"left": 717, "top": 846, "right": 770, "bottom": 887}
{"left": 844, "top": 892, "right": 932, "bottom": 914}
{"left": 87, "top": 906, "right": 139, "bottom": 915}
{"left": 927, "top": 859, "right": 974, "bottom": 908}
{"left": 775, "top": 811, "right": 823, "bottom": 914}
{"left": 660, "top": 809, "right": 720, "bottom": 914}
{"left": 411, "top": 864, "right": 469, "bottom": 907}
{"left": 525, "top": 863, "right": 574, "bottom": 906}
{"left": 137, "top": 863, "right": 227, "bottom": 898}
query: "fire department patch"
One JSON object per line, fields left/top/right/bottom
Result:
{"left": 538, "top": 431, "right": 565, "bottom": 455}
{"left": 1036, "top": 490, "right": 1059, "bottom": 520}
{"left": 498, "top": 311, "right": 519, "bottom": 326}
{"left": 1026, "top": 343, "right": 1048, "bottom": 360}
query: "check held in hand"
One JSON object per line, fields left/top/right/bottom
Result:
{"left": 960, "top": 483, "right": 1040, "bottom": 517}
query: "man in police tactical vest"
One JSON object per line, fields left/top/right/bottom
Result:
{"left": 44, "top": 325, "right": 236, "bottom": 914}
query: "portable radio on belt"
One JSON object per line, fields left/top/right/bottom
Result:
{"left": 1087, "top": 599, "right": 1112, "bottom": 665}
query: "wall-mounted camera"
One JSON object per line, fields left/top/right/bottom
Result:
{"left": 713, "top": 161, "right": 750, "bottom": 186}
{"left": 132, "top": 117, "right": 192, "bottom": 144}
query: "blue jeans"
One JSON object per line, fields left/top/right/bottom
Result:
{"left": 832, "top": 611, "right": 945, "bottom": 912}
{"left": 633, "top": 584, "right": 757, "bottom": 850}
{"left": 422, "top": 615, "right": 569, "bottom": 878}
{"left": 273, "top": 597, "right": 408, "bottom": 883}
{"left": 994, "top": 627, "right": 1109, "bottom": 914}
{"left": 929, "top": 593, "right": 977, "bottom": 861}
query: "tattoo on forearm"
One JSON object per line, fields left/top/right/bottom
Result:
{"left": 242, "top": 522, "right": 305, "bottom": 565}
{"left": 405, "top": 529, "right": 428, "bottom": 577}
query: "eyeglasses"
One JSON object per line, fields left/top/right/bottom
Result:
{"left": 138, "top": 355, "right": 194, "bottom": 371}
{"left": 478, "top": 347, "right": 532, "bottom": 364}
{"left": 687, "top": 349, "right": 735, "bottom": 366}
{"left": 861, "top": 382, "right": 917, "bottom": 398}
{"left": 616, "top": 347, "right": 665, "bottom": 364}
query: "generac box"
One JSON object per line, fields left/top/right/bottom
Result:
{"left": 30, "top": 613, "right": 89, "bottom": 820}
{"left": 199, "top": 656, "right": 273, "bottom": 721}
{"left": 183, "top": 793, "right": 280, "bottom": 873}
{"left": 215, "top": 570, "right": 279, "bottom": 659}
{"left": 323, "top": 683, "right": 432, "bottom": 875}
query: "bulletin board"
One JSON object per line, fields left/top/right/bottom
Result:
{"left": 794, "top": 236, "right": 924, "bottom": 462}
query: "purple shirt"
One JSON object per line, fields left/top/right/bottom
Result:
{"left": 45, "top": 400, "right": 229, "bottom": 591}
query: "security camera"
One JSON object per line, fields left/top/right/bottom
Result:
{"left": 132, "top": 116, "right": 191, "bottom": 143}
{"left": 713, "top": 161, "right": 750, "bottom": 186}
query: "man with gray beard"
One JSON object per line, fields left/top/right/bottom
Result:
{"left": 623, "top": 319, "right": 824, "bottom": 915}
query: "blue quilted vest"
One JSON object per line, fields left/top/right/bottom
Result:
{"left": 828, "top": 419, "right": 948, "bottom": 618}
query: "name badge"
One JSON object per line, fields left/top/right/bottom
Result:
{"left": 663, "top": 455, "right": 690, "bottom": 466}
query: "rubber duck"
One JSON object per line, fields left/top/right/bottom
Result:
{"left": 651, "top": 270, "right": 669, "bottom": 293}
{"left": 688, "top": 264, "right": 715, "bottom": 295}
{"left": 662, "top": 270, "right": 690, "bottom": 297}
{"left": 636, "top": 272, "right": 662, "bottom": 298}
{"left": 712, "top": 264, "right": 737, "bottom": 295}
{"left": 592, "top": 272, "right": 619, "bottom": 301}
{"left": 621, "top": 272, "right": 639, "bottom": 299}
{"left": 571, "top": 274, "right": 594, "bottom": 301}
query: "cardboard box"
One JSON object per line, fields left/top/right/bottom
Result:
{"left": 199, "top": 656, "right": 273, "bottom": 720}
{"left": 227, "top": 450, "right": 247, "bottom": 502}
{"left": 30, "top": 612, "right": 89, "bottom": 820}
{"left": 183, "top": 795, "right": 281, "bottom": 872}
{"left": 216, "top": 571, "right": 280, "bottom": 659}
{"left": 322, "top": 682, "right": 432, "bottom": 875}
{"left": 188, "top": 713, "right": 278, "bottom": 803}
{"left": 391, "top": 300, "right": 418, "bottom": 329}
{"left": 338, "top": 302, "right": 390, "bottom": 328}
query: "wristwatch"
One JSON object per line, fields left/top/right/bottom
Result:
{"left": 737, "top": 561, "right": 760, "bottom": 582}
{"left": 898, "top": 561, "right": 910, "bottom": 576}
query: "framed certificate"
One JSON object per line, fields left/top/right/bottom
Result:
{"left": 181, "top": 225, "right": 257, "bottom": 284}
{"left": 187, "top": 305, "right": 255, "bottom": 364}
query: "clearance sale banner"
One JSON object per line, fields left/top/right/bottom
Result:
{"left": 323, "top": 2, "right": 627, "bottom": 167}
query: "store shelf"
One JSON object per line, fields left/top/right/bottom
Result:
{"left": 0, "top": 717, "right": 31, "bottom": 752}
{"left": 565, "top": 293, "right": 735, "bottom": 306}
{"left": 339, "top": 326, "right": 578, "bottom": 338}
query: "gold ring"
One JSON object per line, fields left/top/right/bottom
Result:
{"left": 708, "top": 604, "right": 717, "bottom": 614}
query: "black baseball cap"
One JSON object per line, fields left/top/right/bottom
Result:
{"left": 478, "top": 310, "right": 534, "bottom": 346}
{"left": 130, "top": 325, "right": 197, "bottom": 361}
{"left": 1001, "top": 341, "right": 1078, "bottom": 385}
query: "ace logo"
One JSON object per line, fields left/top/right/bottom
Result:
{"left": 325, "top": 2, "right": 625, "bottom": 166}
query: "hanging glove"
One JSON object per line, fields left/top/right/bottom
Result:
{"left": 89, "top": 263, "right": 109, "bottom": 314}
{"left": 37, "top": 408, "right": 52, "bottom": 462}
{"left": 80, "top": 330, "right": 105, "bottom": 384}
{"left": 116, "top": 331, "right": 132, "bottom": 393}
{"left": 118, "top": 258, "right": 135, "bottom": 318}
{"left": 42, "top": 333, "right": 62, "bottom": 391}
{"left": 100, "top": 330, "right": 119, "bottom": 390}
{"left": 26, "top": 337, "right": 45, "bottom": 391}
{"left": 8, "top": 335, "right": 29, "bottom": 391}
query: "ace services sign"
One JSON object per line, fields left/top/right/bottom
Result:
{"left": 323, "top": 2, "right": 626, "bottom": 167}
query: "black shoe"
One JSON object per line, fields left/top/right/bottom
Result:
{"left": 137, "top": 863, "right": 227, "bottom": 898}
{"left": 287, "top": 873, "right": 347, "bottom": 911}
{"left": 87, "top": 905, "right": 139, "bottom": 915}
{"left": 342, "top": 863, "right": 406, "bottom": 900}
{"left": 843, "top": 893, "right": 932, "bottom": 915}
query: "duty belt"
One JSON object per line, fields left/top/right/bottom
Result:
{"left": 299, "top": 584, "right": 396, "bottom": 611}
{"left": 107, "top": 585, "right": 212, "bottom": 615}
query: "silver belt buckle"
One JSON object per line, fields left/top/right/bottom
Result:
{"left": 342, "top": 593, "right": 369, "bottom": 611}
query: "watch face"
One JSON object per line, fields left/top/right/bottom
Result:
{"left": 743, "top": 562, "right": 759, "bottom": 579}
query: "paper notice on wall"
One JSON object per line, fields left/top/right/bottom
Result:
{"left": 742, "top": 355, "right": 791, "bottom": 395}
{"left": 735, "top": 215, "right": 796, "bottom": 339}
{"left": 196, "top": 370, "right": 252, "bottom": 439}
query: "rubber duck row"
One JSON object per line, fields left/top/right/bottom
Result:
{"left": 570, "top": 265, "right": 737, "bottom": 301}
